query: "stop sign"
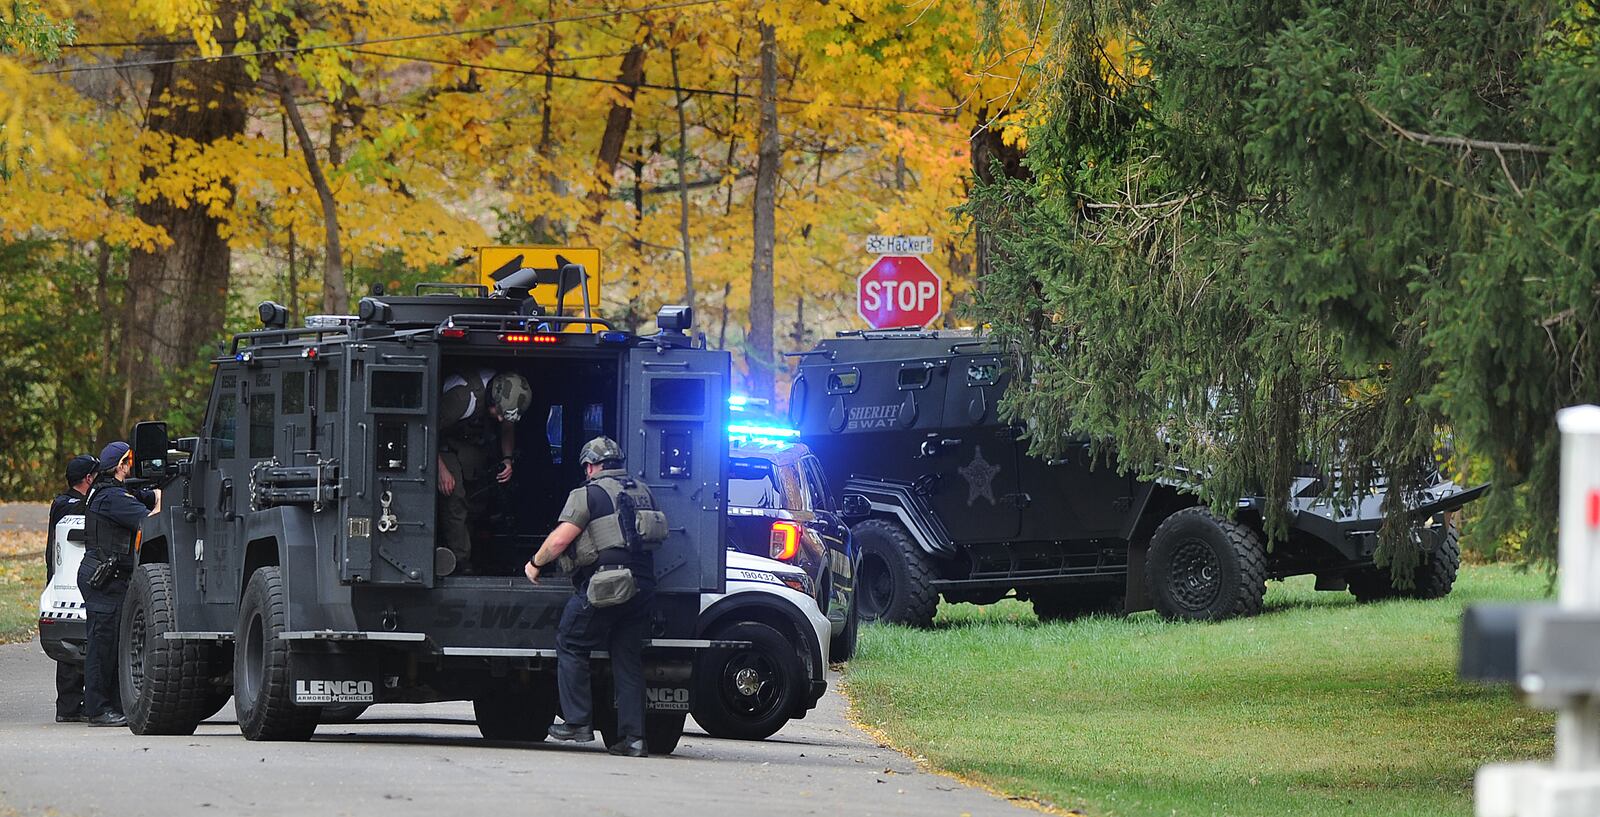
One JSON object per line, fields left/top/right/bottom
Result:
{"left": 857, "top": 255, "right": 942, "bottom": 329}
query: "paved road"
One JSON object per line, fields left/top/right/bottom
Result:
{"left": 0, "top": 647, "right": 1034, "bottom": 817}
{"left": 0, "top": 503, "right": 47, "bottom": 534}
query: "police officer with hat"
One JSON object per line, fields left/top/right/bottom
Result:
{"left": 45, "top": 454, "right": 98, "bottom": 722}
{"left": 77, "top": 441, "right": 159, "bottom": 727}
{"left": 526, "top": 436, "right": 663, "bottom": 757}
{"left": 436, "top": 369, "right": 532, "bottom": 574}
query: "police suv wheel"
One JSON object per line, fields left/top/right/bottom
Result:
{"left": 120, "top": 563, "right": 216, "bottom": 735}
{"left": 1145, "top": 508, "right": 1267, "bottom": 621}
{"left": 829, "top": 602, "right": 860, "bottom": 663}
{"left": 234, "top": 567, "right": 318, "bottom": 741}
{"left": 473, "top": 678, "right": 557, "bottom": 742}
{"left": 851, "top": 519, "right": 938, "bottom": 627}
{"left": 692, "top": 621, "right": 803, "bottom": 741}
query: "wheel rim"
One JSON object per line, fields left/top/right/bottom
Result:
{"left": 720, "top": 650, "right": 782, "bottom": 719}
{"left": 859, "top": 553, "right": 894, "bottom": 619}
{"left": 241, "top": 610, "right": 265, "bottom": 708}
{"left": 1170, "top": 537, "right": 1222, "bottom": 610}
{"left": 126, "top": 603, "right": 147, "bottom": 698}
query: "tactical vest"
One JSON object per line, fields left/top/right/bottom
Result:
{"left": 565, "top": 472, "right": 668, "bottom": 571}
{"left": 84, "top": 487, "right": 140, "bottom": 563}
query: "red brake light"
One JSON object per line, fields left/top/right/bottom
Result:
{"left": 500, "top": 332, "right": 559, "bottom": 345}
{"left": 439, "top": 327, "right": 467, "bottom": 339}
{"left": 770, "top": 521, "right": 801, "bottom": 561}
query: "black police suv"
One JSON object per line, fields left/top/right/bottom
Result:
{"left": 726, "top": 432, "right": 861, "bottom": 661}
{"left": 790, "top": 330, "right": 1486, "bottom": 627}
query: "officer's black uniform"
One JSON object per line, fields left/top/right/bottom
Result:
{"left": 77, "top": 467, "right": 156, "bottom": 723}
{"left": 45, "top": 458, "right": 94, "bottom": 721}
{"left": 553, "top": 472, "right": 656, "bottom": 749}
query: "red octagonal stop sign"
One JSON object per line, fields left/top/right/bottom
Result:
{"left": 857, "top": 255, "right": 942, "bottom": 330}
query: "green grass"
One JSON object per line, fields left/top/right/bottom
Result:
{"left": 0, "top": 531, "right": 43, "bottom": 644}
{"left": 845, "top": 565, "right": 1554, "bottom": 817}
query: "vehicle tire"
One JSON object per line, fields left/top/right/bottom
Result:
{"left": 474, "top": 677, "right": 556, "bottom": 742}
{"left": 1145, "top": 507, "right": 1267, "bottom": 621}
{"left": 1348, "top": 523, "right": 1461, "bottom": 602}
{"left": 319, "top": 703, "right": 371, "bottom": 725}
{"left": 829, "top": 602, "right": 860, "bottom": 663}
{"left": 645, "top": 712, "right": 686, "bottom": 755}
{"left": 1031, "top": 587, "right": 1124, "bottom": 623}
{"left": 851, "top": 519, "right": 938, "bottom": 627}
{"left": 120, "top": 563, "right": 214, "bottom": 735}
{"left": 691, "top": 621, "right": 803, "bottom": 741}
{"left": 234, "top": 567, "right": 318, "bottom": 741}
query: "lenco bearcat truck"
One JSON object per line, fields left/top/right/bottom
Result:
{"left": 116, "top": 274, "right": 733, "bottom": 753}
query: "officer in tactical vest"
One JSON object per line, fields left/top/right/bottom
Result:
{"left": 525, "top": 436, "right": 666, "bottom": 758}
{"left": 46, "top": 454, "right": 98, "bottom": 722}
{"left": 77, "top": 441, "right": 159, "bottom": 727}
{"left": 436, "top": 369, "right": 532, "bottom": 574}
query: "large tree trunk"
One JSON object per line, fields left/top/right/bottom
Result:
{"left": 587, "top": 41, "right": 649, "bottom": 223}
{"left": 670, "top": 48, "right": 695, "bottom": 314}
{"left": 279, "top": 74, "right": 348, "bottom": 315}
{"left": 969, "top": 110, "right": 1030, "bottom": 286}
{"left": 121, "top": 38, "right": 247, "bottom": 424}
{"left": 747, "top": 21, "right": 780, "bottom": 401}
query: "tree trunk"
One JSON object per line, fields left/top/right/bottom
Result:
{"left": 121, "top": 37, "right": 247, "bottom": 423}
{"left": 279, "top": 74, "right": 348, "bottom": 315}
{"left": 969, "top": 110, "right": 1030, "bottom": 285}
{"left": 747, "top": 20, "right": 780, "bottom": 402}
{"left": 670, "top": 48, "right": 696, "bottom": 314}
{"left": 587, "top": 40, "right": 649, "bottom": 223}
{"left": 532, "top": 16, "right": 565, "bottom": 242}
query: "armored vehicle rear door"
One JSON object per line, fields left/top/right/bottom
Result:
{"left": 931, "top": 353, "right": 1021, "bottom": 541}
{"left": 626, "top": 344, "right": 728, "bottom": 594}
{"left": 339, "top": 342, "right": 439, "bottom": 586}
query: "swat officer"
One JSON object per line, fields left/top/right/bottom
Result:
{"left": 77, "top": 441, "right": 159, "bottom": 727}
{"left": 525, "top": 437, "right": 661, "bottom": 758}
{"left": 46, "top": 454, "right": 98, "bottom": 722}
{"left": 436, "top": 369, "right": 532, "bottom": 574}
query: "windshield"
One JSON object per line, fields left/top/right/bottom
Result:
{"left": 728, "top": 457, "right": 783, "bottom": 509}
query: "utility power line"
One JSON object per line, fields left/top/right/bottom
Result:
{"left": 32, "top": 0, "right": 724, "bottom": 76}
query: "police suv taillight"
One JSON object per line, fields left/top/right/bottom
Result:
{"left": 770, "top": 520, "right": 801, "bottom": 561}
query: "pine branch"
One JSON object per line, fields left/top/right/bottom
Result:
{"left": 1367, "top": 104, "right": 1555, "bottom": 155}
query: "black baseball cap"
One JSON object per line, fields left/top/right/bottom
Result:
{"left": 65, "top": 455, "right": 99, "bottom": 485}
{"left": 99, "top": 441, "right": 132, "bottom": 471}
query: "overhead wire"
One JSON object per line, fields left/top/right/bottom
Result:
{"left": 31, "top": 0, "right": 725, "bottom": 76}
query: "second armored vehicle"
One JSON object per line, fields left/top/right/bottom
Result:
{"left": 789, "top": 331, "right": 1486, "bottom": 626}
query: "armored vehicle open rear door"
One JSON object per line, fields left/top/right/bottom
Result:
{"left": 627, "top": 341, "right": 729, "bottom": 594}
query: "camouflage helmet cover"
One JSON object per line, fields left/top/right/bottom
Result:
{"left": 579, "top": 436, "right": 625, "bottom": 466}
{"left": 488, "top": 372, "right": 533, "bottom": 422}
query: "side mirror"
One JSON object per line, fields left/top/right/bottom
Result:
{"left": 840, "top": 493, "right": 871, "bottom": 521}
{"left": 132, "top": 421, "right": 171, "bottom": 480}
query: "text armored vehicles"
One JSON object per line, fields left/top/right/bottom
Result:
{"left": 789, "top": 330, "right": 1487, "bottom": 626}
{"left": 115, "top": 280, "right": 824, "bottom": 750}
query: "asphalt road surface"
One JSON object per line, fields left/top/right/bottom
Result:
{"left": 0, "top": 495, "right": 1038, "bottom": 817}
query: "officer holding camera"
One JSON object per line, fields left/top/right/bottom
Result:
{"left": 525, "top": 436, "right": 665, "bottom": 758}
{"left": 77, "top": 441, "right": 159, "bottom": 727}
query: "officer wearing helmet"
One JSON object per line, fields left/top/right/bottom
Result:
{"left": 526, "top": 436, "right": 665, "bottom": 758}
{"left": 436, "top": 368, "right": 532, "bottom": 574}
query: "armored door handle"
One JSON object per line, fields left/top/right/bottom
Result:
{"left": 918, "top": 438, "right": 963, "bottom": 457}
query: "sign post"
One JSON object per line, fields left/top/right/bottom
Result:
{"left": 856, "top": 235, "right": 942, "bottom": 330}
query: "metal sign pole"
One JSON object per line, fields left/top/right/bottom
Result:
{"left": 1555, "top": 405, "right": 1600, "bottom": 773}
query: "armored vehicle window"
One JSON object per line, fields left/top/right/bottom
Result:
{"left": 212, "top": 394, "right": 237, "bottom": 459}
{"left": 729, "top": 458, "right": 782, "bottom": 509}
{"left": 323, "top": 367, "right": 339, "bottom": 411}
{"left": 370, "top": 369, "right": 425, "bottom": 411}
{"left": 249, "top": 391, "right": 275, "bottom": 459}
{"left": 546, "top": 405, "right": 565, "bottom": 464}
{"left": 650, "top": 378, "right": 706, "bottom": 416}
{"left": 282, "top": 371, "right": 306, "bottom": 414}
{"left": 966, "top": 361, "right": 1000, "bottom": 386}
{"left": 897, "top": 365, "right": 931, "bottom": 390}
{"left": 826, "top": 369, "right": 859, "bottom": 395}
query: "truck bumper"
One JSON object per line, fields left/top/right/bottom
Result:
{"left": 39, "top": 617, "right": 87, "bottom": 664}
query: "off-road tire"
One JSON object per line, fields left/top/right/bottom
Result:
{"left": 595, "top": 700, "right": 687, "bottom": 755}
{"left": 1146, "top": 507, "right": 1267, "bottom": 621}
{"left": 691, "top": 621, "right": 803, "bottom": 741}
{"left": 473, "top": 678, "right": 556, "bottom": 741}
{"left": 120, "top": 563, "right": 215, "bottom": 735}
{"left": 829, "top": 602, "right": 860, "bottom": 663}
{"left": 852, "top": 519, "right": 937, "bottom": 627}
{"left": 234, "top": 567, "right": 318, "bottom": 741}
{"left": 1031, "top": 587, "right": 1125, "bottom": 623}
{"left": 1348, "top": 522, "right": 1461, "bottom": 602}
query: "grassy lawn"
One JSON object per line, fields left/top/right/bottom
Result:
{"left": 845, "top": 565, "right": 1554, "bottom": 817}
{"left": 0, "top": 530, "right": 44, "bottom": 645}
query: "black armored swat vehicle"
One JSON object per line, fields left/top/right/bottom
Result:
{"left": 789, "top": 330, "right": 1487, "bottom": 626}
{"left": 114, "top": 280, "right": 747, "bottom": 752}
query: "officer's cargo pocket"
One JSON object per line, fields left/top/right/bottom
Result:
{"left": 587, "top": 566, "right": 638, "bottom": 608}
{"left": 633, "top": 510, "right": 668, "bottom": 546}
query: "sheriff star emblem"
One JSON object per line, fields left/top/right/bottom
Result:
{"left": 958, "top": 446, "right": 1001, "bottom": 506}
